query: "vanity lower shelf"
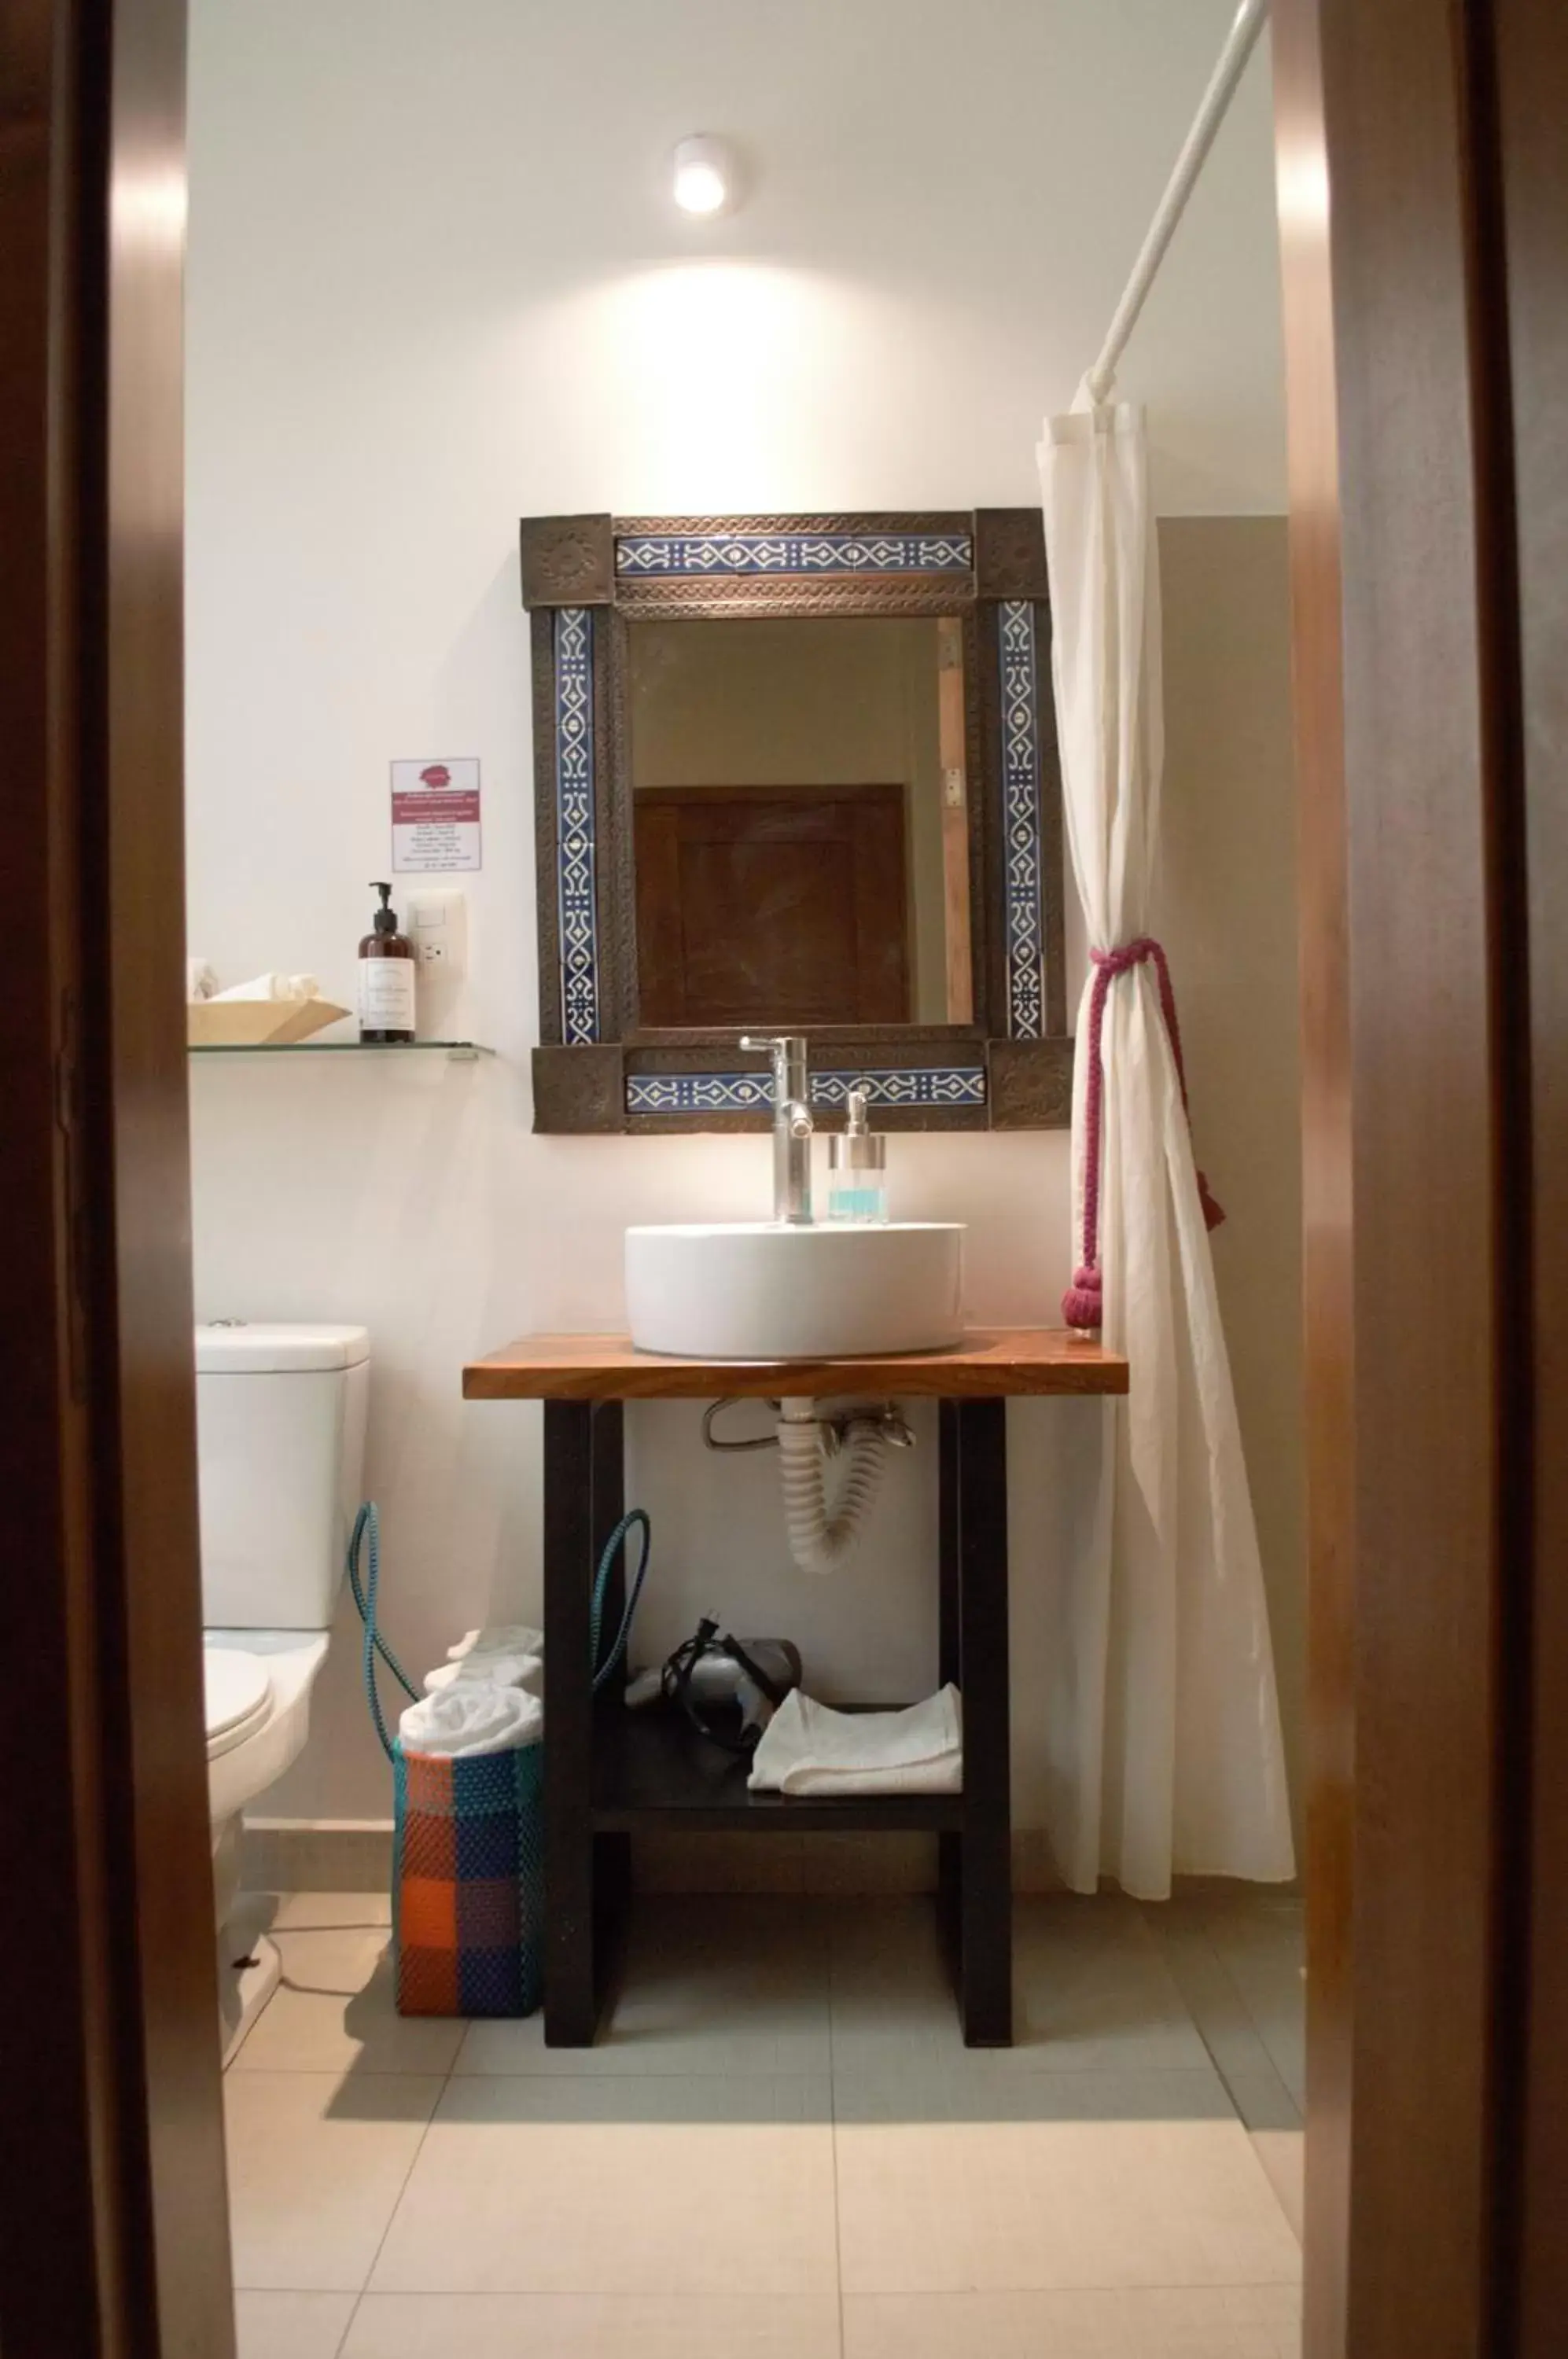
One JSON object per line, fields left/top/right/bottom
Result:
{"left": 592, "top": 1704, "right": 965, "bottom": 1835}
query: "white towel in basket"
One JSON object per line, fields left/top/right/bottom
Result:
{"left": 447, "top": 1624, "right": 545, "bottom": 1663}
{"left": 399, "top": 1683, "right": 542, "bottom": 1759}
{"left": 423, "top": 1651, "right": 543, "bottom": 1697}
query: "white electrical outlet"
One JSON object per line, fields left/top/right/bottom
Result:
{"left": 407, "top": 889, "right": 467, "bottom": 978}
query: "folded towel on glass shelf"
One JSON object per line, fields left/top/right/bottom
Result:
{"left": 209, "top": 972, "right": 321, "bottom": 1003}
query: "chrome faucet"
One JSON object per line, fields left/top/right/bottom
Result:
{"left": 740, "top": 1034, "right": 814, "bottom": 1224}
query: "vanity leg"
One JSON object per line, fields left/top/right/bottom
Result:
{"left": 937, "top": 1401, "right": 962, "bottom": 1962}
{"left": 543, "top": 1397, "right": 598, "bottom": 2046}
{"left": 590, "top": 1400, "right": 633, "bottom": 1973}
{"left": 955, "top": 1396, "right": 1013, "bottom": 2046}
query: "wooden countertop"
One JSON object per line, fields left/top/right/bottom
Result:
{"left": 463, "top": 1328, "right": 1128, "bottom": 1401}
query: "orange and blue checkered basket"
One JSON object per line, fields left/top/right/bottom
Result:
{"left": 350, "top": 1498, "right": 651, "bottom": 2022}
{"left": 392, "top": 1738, "right": 543, "bottom": 2017}
{"left": 348, "top": 1502, "right": 544, "bottom": 2019}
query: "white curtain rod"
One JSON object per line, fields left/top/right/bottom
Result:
{"left": 1086, "top": 0, "right": 1269, "bottom": 401}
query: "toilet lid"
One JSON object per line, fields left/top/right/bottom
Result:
{"left": 204, "top": 1649, "right": 274, "bottom": 1760}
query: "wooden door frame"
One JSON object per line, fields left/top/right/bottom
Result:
{"left": 0, "top": 0, "right": 236, "bottom": 2352}
{"left": 3, "top": 0, "right": 1564, "bottom": 2351}
{"left": 1274, "top": 3, "right": 1565, "bottom": 2355}
{"left": 1496, "top": 3, "right": 1568, "bottom": 2345}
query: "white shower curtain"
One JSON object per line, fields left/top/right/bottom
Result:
{"left": 1036, "top": 389, "right": 1294, "bottom": 1898}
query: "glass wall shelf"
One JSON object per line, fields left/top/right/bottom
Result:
{"left": 188, "top": 1040, "right": 492, "bottom": 1060}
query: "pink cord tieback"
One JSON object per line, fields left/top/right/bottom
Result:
{"left": 1062, "top": 936, "right": 1225, "bottom": 1333}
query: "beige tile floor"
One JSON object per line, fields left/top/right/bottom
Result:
{"left": 228, "top": 1889, "right": 1305, "bottom": 2359}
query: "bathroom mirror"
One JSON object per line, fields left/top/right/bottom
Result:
{"left": 521, "top": 510, "right": 1070, "bottom": 1132}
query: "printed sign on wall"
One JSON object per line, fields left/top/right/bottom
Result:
{"left": 391, "top": 757, "right": 482, "bottom": 873}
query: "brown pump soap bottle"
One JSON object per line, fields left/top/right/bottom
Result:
{"left": 358, "top": 882, "right": 417, "bottom": 1043}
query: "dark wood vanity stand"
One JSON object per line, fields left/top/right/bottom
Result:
{"left": 462, "top": 1329, "right": 1128, "bottom": 2048}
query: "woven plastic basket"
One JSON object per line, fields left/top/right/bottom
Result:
{"left": 353, "top": 1497, "right": 649, "bottom": 2023}
{"left": 392, "top": 1738, "right": 544, "bottom": 2017}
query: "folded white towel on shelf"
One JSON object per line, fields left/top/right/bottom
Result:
{"left": 447, "top": 1624, "right": 545, "bottom": 1663}
{"left": 210, "top": 972, "right": 321, "bottom": 1003}
{"left": 748, "top": 1686, "right": 963, "bottom": 1797}
{"left": 422, "top": 1651, "right": 543, "bottom": 1697}
{"left": 399, "top": 1683, "right": 543, "bottom": 1758}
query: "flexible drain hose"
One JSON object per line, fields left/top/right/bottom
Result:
{"left": 778, "top": 1399, "right": 886, "bottom": 1573}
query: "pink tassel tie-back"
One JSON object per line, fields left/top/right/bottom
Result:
{"left": 1062, "top": 936, "right": 1225, "bottom": 1334}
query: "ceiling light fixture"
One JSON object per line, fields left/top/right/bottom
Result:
{"left": 672, "top": 134, "right": 734, "bottom": 217}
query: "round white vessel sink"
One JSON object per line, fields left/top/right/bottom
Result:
{"left": 625, "top": 1221, "right": 966, "bottom": 1360}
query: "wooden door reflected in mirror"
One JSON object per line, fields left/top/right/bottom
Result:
{"left": 628, "top": 616, "right": 974, "bottom": 1029}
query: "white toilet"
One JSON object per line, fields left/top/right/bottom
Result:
{"left": 196, "top": 1319, "right": 370, "bottom": 2055}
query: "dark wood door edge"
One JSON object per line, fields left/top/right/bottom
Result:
{"left": 1274, "top": 4, "right": 1551, "bottom": 2354}
{"left": 1491, "top": 2, "right": 1568, "bottom": 2350}
{"left": 0, "top": 0, "right": 236, "bottom": 2350}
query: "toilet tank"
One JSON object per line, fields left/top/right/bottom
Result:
{"left": 196, "top": 1323, "right": 370, "bottom": 1631}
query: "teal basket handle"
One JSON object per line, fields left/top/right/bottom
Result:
{"left": 350, "top": 1499, "right": 654, "bottom": 1754}
{"left": 591, "top": 1510, "right": 653, "bottom": 1693}
{"left": 348, "top": 1502, "right": 419, "bottom": 1758}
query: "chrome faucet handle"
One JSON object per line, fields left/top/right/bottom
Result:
{"left": 740, "top": 1032, "right": 805, "bottom": 1063}
{"left": 740, "top": 1032, "right": 809, "bottom": 1101}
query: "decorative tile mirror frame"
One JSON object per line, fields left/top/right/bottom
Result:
{"left": 521, "top": 510, "right": 1071, "bottom": 1132}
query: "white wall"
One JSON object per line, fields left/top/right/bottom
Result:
{"left": 185, "top": 0, "right": 1298, "bottom": 1843}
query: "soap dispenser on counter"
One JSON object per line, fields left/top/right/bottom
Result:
{"left": 826, "top": 1087, "right": 888, "bottom": 1223}
{"left": 358, "top": 881, "right": 416, "bottom": 1043}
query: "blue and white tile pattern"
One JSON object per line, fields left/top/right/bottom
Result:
{"left": 999, "top": 601, "right": 1046, "bottom": 1039}
{"left": 616, "top": 532, "right": 974, "bottom": 579}
{"left": 626, "top": 1066, "right": 987, "bottom": 1117}
{"left": 554, "top": 607, "right": 600, "bottom": 1045}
